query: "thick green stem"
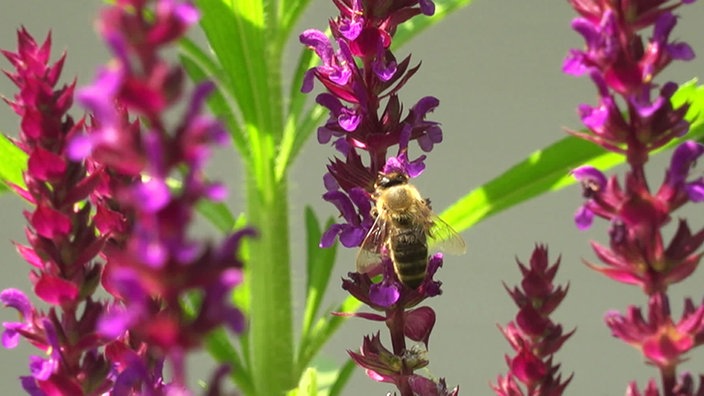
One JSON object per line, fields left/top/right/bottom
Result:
{"left": 246, "top": 171, "right": 294, "bottom": 396}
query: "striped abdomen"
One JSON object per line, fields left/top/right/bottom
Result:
{"left": 389, "top": 227, "right": 428, "bottom": 289}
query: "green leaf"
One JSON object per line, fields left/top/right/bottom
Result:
{"left": 327, "top": 359, "right": 356, "bottom": 396}
{"left": 276, "top": 45, "right": 317, "bottom": 180}
{"left": 204, "top": 328, "right": 254, "bottom": 395}
{"left": 195, "top": 0, "right": 265, "bottom": 126}
{"left": 292, "top": 357, "right": 355, "bottom": 396}
{"left": 301, "top": 207, "right": 337, "bottom": 341}
{"left": 286, "top": 367, "right": 317, "bottom": 396}
{"left": 393, "top": 0, "right": 475, "bottom": 50}
{"left": 196, "top": 200, "right": 237, "bottom": 233}
{"left": 0, "top": 134, "right": 27, "bottom": 190}
{"left": 297, "top": 295, "right": 362, "bottom": 375}
{"left": 278, "top": 0, "right": 314, "bottom": 49}
{"left": 440, "top": 80, "right": 704, "bottom": 233}
{"left": 195, "top": 0, "right": 284, "bottom": 186}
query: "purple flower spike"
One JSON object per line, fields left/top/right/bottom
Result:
{"left": 494, "top": 245, "right": 573, "bottom": 395}
{"left": 565, "top": 1, "right": 704, "bottom": 393}
{"left": 302, "top": 1, "right": 459, "bottom": 394}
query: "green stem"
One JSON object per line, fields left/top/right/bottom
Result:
{"left": 246, "top": 169, "right": 294, "bottom": 395}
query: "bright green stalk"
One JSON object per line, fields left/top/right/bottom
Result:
{"left": 246, "top": 163, "right": 294, "bottom": 396}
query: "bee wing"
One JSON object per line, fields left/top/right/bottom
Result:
{"left": 355, "top": 215, "right": 389, "bottom": 273}
{"left": 427, "top": 215, "right": 467, "bottom": 255}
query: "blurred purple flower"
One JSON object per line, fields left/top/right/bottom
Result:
{"left": 70, "top": 0, "right": 254, "bottom": 392}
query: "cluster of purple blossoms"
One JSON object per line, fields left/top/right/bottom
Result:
{"left": 69, "top": 0, "right": 254, "bottom": 392}
{"left": 301, "top": 0, "right": 442, "bottom": 250}
{"left": 492, "top": 246, "right": 573, "bottom": 396}
{"left": 0, "top": 29, "right": 118, "bottom": 394}
{"left": 565, "top": 0, "right": 704, "bottom": 393}
{"left": 301, "top": 0, "right": 459, "bottom": 394}
{"left": 10, "top": 0, "right": 252, "bottom": 394}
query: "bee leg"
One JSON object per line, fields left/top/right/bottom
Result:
{"left": 424, "top": 198, "right": 432, "bottom": 210}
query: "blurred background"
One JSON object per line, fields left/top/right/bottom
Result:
{"left": 1, "top": 1, "right": 703, "bottom": 394}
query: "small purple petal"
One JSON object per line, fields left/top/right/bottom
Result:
{"left": 20, "top": 376, "right": 42, "bottom": 396}
{"left": 406, "top": 155, "right": 426, "bottom": 178}
{"left": 323, "top": 190, "right": 357, "bottom": 222}
{"left": 174, "top": 2, "right": 200, "bottom": 26}
{"left": 77, "top": 65, "right": 122, "bottom": 122}
{"left": 134, "top": 178, "right": 170, "bottom": 212}
{"left": 29, "top": 355, "right": 56, "bottom": 381}
{"left": 668, "top": 42, "right": 695, "bottom": 61}
{"left": 417, "top": 134, "right": 433, "bottom": 152}
{"left": 348, "top": 187, "right": 372, "bottom": 218}
{"left": 317, "top": 126, "right": 333, "bottom": 144}
{"left": 224, "top": 307, "right": 246, "bottom": 334}
{"left": 0, "top": 288, "right": 33, "bottom": 319}
{"left": 66, "top": 134, "right": 96, "bottom": 160}
{"left": 686, "top": 181, "right": 704, "bottom": 202}
{"left": 579, "top": 103, "right": 607, "bottom": 131}
{"left": 320, "top": 223, "right": 343, "bottom": 248}
{"left": 301, "top": 69, "right": 316, "bottom": 93}
{"left": 329, "top": 63, "right": 352, "bottom": 86}
{"left": 323, "top": 172, "right": 339, "bottom": 191}
{"left": 562, "top": 50, "right": 588, "bottom": 76}
{"left": 339, "top": 18, "right": 363, "bottom": 41}
{"left": 668, "top": 140, "right": 704, "bottom": 185}
{"left": 2, "top": 323, "right": 23, "bottom": 348}
{"left": 575, "top": 205, "right": 594, "bottom": 230}
{"left": 412, "top": 96, "right": 440, "bottom": 118}
{"left": 571, "top": 165, "right": 607, "bottom": 190}
{"left": 418, "top": 0, "right": 435, "bottom": 15}
{"left": 205, "top": 182, "right": 228, "bottom": 202}
{"left": 98, "top": 304, "right": 137, "bottom": 339}
{"left": 339, "top": 225, "right": 366, "bottom": 247}
{"left": 338, "top": 108, "right": 361, "bottom": 131}
{"left": 300, "top": 29, "right": 333, "bottom": 66}
{"left": 369, "top": 282, "right": 400, "bottom": 307}
{"left": 373, "top": 59, "right": 396, "bottom": 82}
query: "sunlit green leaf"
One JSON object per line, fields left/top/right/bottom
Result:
{"left": 0, "top": 135, "right": 27, "bottom": 191}
{"left": 301, "top": 207, "right": 337, "bottom": 340}
{"left": 441, "top": 80, "right": 704, "bottom": 232}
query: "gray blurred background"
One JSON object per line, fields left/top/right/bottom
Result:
{"left": 1, "top": 1, "right": 704, "bottom": 395}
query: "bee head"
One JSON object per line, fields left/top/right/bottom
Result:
{"left": 376, "top": 172, "right": 408, "bottom": 190}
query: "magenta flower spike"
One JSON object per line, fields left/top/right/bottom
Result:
{"left": 1, "top": 28, "right": 117, "bottom": 394}
{"left": 302, "top": 0, "right": 442, "bottom": 250}
{"left": 302, "top": 0, "right": 462, "bottom": 394}
{"left": 493, "top": 245, "right": 574, "bottom": 396}
{"left": 565, "top": 0, "right": 704, "bottom": 393}
{"left": 67, "top": 0, "right": 253, "bottom": 392}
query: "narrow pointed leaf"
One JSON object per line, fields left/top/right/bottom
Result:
{"left": 297, "top": 296, "right": 362, "bottom": 375}
{"left": 204, "top": 328, "right": 254, "bottom": 395}
{"left": 194, "top": 0, "right": 278, "bottom": 139}
{"left": 196, "top": 200, "right": 236, "bottom": 233}
{"left": 327, "top": 359, "right": 357, "bottom": 396}
{"left": 286, "top": 367, "right": 318, "bottom": 396}
{"left": 301, "top": 206, "right": 337, "bottom": 339}
{"left": 441, "top": 80, "right": 704, "bottom": 233}
{"left": 0, "top": 135, "right": 27, "bottom": 191}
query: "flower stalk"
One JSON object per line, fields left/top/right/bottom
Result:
{"left": 245, "top": 174, "right": 295, "bottom": 395}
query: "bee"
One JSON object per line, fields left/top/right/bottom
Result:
{"left": 356, "top": 171, "right": 466, "bottom": 289}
